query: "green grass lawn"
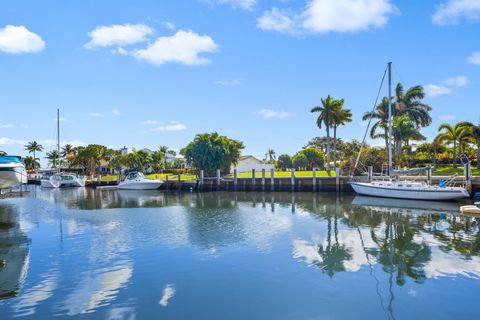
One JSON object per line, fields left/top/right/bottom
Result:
{"left": 432, "top": 166, "right": 480, "bottom": 176}
{"left": 227, "top": 170, "right": 336, "bottom": 178}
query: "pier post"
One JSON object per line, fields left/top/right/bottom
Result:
{"left": 234, "top": 169, "right": 238, "bottom": 191}
{"left": 252, "top": 169, "right": 256, "bottom": 191}
{"left": 427, "top": 165, "right": 432, "bottom": 185}
{"left": 261, "top": 169, "right": 266, "bottom": 192}
{"left": 177, "top": 173, "right": 181, "bottom": 190}
{"left": 216, "top": 169, "right": 221, "bottom": 190}
{"left": 270, "top": 168, "right": 275, "bottom": 192}
{"left": 312, "top": 168, "right": 317, "bottom": 192}
{"left": 291, "top": 168, "right": 295, "bottom": 192}
{"left": 368, "top": 166, "right": 373, "bottom": 183}
{"left": 336, "top": 168, "right": 340, "bottom": 193}
{"left": 464, "top": 163, "right": 472, "bottom": 182}
{"left": 200, "top": 170, "right": 204, "bottom": 192}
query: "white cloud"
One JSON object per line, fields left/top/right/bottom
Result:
{"left": 257, "top": 8, "right": 297, "bottom": 34}
{"left": 425, "top": 75, "right": 468, "bottom": 98}
{"left": 143, "top": 120, "right": 160, "bottom": 125}
{"left": 425, "top": 84, "right": 452, "bottom": 98}
{"left": 255, "top": 109, "right": 294, "bottom": 119}
{"left": 0, "top": 137, "right": 26, "bottom": 146}
{"left": 432, "top": 0, "right": 480, "bottom": 25}
{"left": 258, "top": 0, "right": 397, "bottom": 34}
{"left": 88, "top": 112, "right": 104, "bottom": 117}
{"left": 467, "top": 51, "right": 480, "bottom": 64}
{"left": 134, "top": 30, "right": 218, "bottom": 66}
{"left": 151, "top": 122, "right": 187, "bottom": 131}
{"left": 42, "top": 139, "right": 87, "bottom": 147}
{"left": 216, "top": 79, "right": 242, "bottom": 86}
{"left": 159, "top": 284, "right": 176, "bottom": 307}
{"left": 162, "top": 21, "right": 176, "bottom": 30}
{"left": 208, "top": 0, "right": 257, "bottom": 10}
{"left": 112, "top": 109, "right": 121, "bottom": 116}
{"left": 0, "top": 123, "right": 14, "bottom": 128}
{"left": 441, "top": 75, "right": 468, "bottom": 87}
{"left": 85, "top": 24, "right": 153, "bottom": 49}
{"left": 0, "top": 25, "right": 45, "bottom": 54}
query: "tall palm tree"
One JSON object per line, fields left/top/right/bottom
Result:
{"left": 265, "top": 148, "right": 276, "bottom": 164}
{"left": 363, "top": 83, "right": 431, "bottom": 163}
{"left": 331, "top": 101, "right": 352, "bottom": 169}
{"left": 24, "top": 141, "right": 43, "bottom": 167}
{"left": 61, "top": 144, "right": 75, "bottom": 157}
{"left": 311, "top": 95, "right": 341, "bottom": 171}
{"left": 436, "top": 122, "right": 473, "bottom": 167}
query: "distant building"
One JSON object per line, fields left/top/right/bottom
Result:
{"left": 231, "top": 155, "right": 274, "bottom": 173}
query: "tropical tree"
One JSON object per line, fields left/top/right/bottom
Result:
{"left": 264, "top": 148, "right": 276, "bottom": 164}
{"left": 46, "top": 150, "right": 60, "bottom": 168}
{"left": 23, "top": 156, "right": 40, "bottom": 171}
{"left": 311, "top": 95, "right": 342, "bottom": 171}
{"left": 72, "top": 144, "right": 108, "bottom": 173}
{"left": 276, "top": 154, "right": 293, "bottom": 170}
{"left": 61, "top": 144, "right": 75, "bottom": 157}
{"left": 468, "top": 124, "right": 480, "bottom": 169}
{"left": 292, "top": 148, "right": 326, "bottom": 170}
{"left": 331, "top": 101, "right": 352, "bottom": 169}
{"left": 181, "top": 132, "right": 244, "bottom": 176}
{"left": 363, "top": 83, "right": 431, "bottom": 164}
{"left": 436, "top": 122, "right": 473, "bottom": 167}
{"left": 24, "top": 141, "right": 43, "bottom": 168}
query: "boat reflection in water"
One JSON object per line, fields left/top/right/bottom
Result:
{"left": 1, "top": 189, "right": 480, "bottom": 319}
{"left": 0, "top": 205, "right": 29, "bottom": 300}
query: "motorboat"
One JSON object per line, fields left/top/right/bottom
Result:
{"left": 118, "top": 172, "right": 163, "bottom": 190}
{"left": 350, "top": 62, "right": 469, "bottom": 201}
{"left": 41, "top": 173, "right": 86, "bottom": 188}
{"left": 460, "top": 202, "right": 480, "bottom": 215}
{"left": 0, "top": 156, "right": 27, "bottom": 189}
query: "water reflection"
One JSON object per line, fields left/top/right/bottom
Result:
{"left": 0, "top": 204, "right": 30, "bottom": 300}
{"left": 0, "top": 189, "right": 479, "bottom": 319}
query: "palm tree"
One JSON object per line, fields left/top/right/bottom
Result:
{"left": 24, "top": 141, "right": 43, "bottom": 168}
{"left": 311, "top": 95, "right": 342, "bottom": 171}
{"left": 265, "top": 148, "right": 276, "bottom": 164}
{"left": 46, "top": 150, "right": 60, "bottom": 168}
{"left": 331, "top": 101, "right": 352, "bottom": 169}
{"left": 469, "top": 124, "right": 480, "bottom": 169}
{"left": 61, "top": 144, "right": 75, "bottom": 157}
{"left": 23, "top": 156, "right": 40, "bottom": 171}
{"left": 363, "top": 83, "right": 431, "bottom": 163}
{"left": 436, "top": 122, "right": 473, "bottom": 167}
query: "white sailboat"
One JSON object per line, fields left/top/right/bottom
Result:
{"left": 350, "top": 62, "right": 469, "bottom": 201}
{"left": 41, "top": 109, "right": 86, "bottom": 188}
{"left": 118, "top": 172, "right": 163, "bottom": 190}
{"left": 0, "top": 156, "right": 28, "bottom": 189}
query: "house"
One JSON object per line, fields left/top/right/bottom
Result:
{"left": 231, "top": 155, "right": 274, "bottom": 173}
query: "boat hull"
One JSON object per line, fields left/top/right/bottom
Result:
{"left": 0, "top": 166, "right": 27, "bottom": 189}
{"left": 350, "top": 182, "right": 469, "bottom": 201}
{"left": 118, "top": 181, "right": 163, "bottom": 190}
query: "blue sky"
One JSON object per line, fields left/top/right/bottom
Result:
{"left": 0, "top": 0, "right": 479, "bottom": 163}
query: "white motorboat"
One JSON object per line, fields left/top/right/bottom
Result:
{"left": 41, "top": 173, "right": 86, "bottom": 188}
{"left": 351, "top": 62, "right": 469, "bottom": 201}
{"left": 0, "top": 156, "right": 28, "bottom": 189}
{"left": 118, "top": 172, "right": 163, "bottom": 190}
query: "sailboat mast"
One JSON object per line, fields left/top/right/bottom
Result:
{"left": 57, "top": 108, "right": 60, "bottom": 173}
{"left": 387, "top": 62, "right": 393, "bottom": 178}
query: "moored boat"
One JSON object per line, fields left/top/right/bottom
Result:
{"left": 0, "top": 156, "right": 28, "bottom": 189}
{"left": 118, "top": 172, "right": 163, "bottom": 190}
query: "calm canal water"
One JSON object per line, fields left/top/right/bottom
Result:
{"left": 1, "top": 187, "right": 479, "bottom": 319}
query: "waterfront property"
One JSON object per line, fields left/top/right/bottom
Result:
{"left": 0, "top": 188, "right": 480, "bottom": 319}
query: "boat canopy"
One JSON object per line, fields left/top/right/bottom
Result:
{"left": 0, "top": 156, "right": 22, "bottom": 164}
